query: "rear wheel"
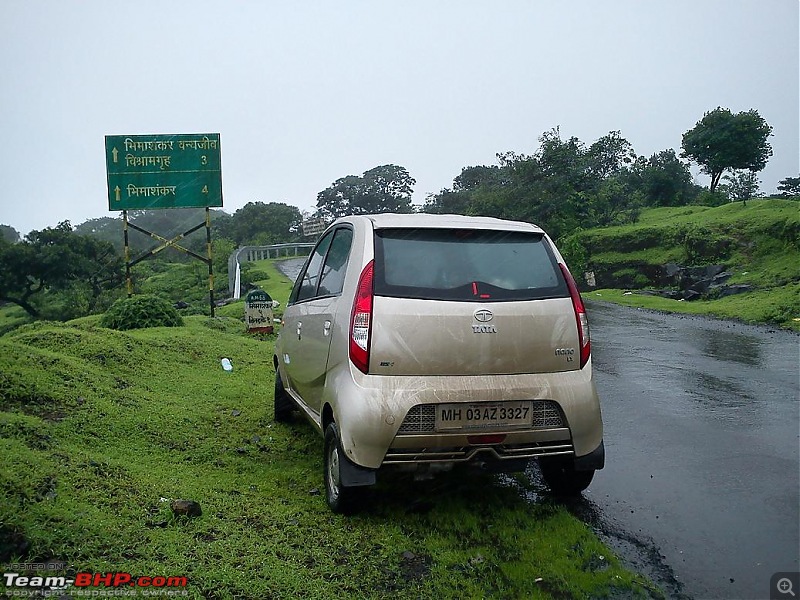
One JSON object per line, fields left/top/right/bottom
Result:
{"left": 324, "top": 423, "right": 359, "bottom": 514}
{"left": 273, "top": 370, "right": 293, "bottom": 423}
{"left": 539, "top": 457, "right": 595, "bottom": 496}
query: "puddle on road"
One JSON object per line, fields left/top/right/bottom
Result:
{"left": 695, "top": 329, "right": 763, "bottom": 367}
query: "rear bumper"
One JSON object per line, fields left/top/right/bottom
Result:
{"left": 383, "top": 428, "right": 574, "bottom": 465}
{"left": 325, "top": 362, "right": 604, "bottom": 470}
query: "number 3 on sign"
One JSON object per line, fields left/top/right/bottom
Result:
{"left": 200, "top": 155, "right": 208, "bottom": 165}
{"left": 202, "top": 185, "right": 209, "bottom": 194}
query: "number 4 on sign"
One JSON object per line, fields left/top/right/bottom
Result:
{"left": 202, "top": 185, "right": 208, "bottom": 194}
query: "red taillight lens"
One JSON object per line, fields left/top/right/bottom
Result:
{"left": 349, "top": 261, "right": 374, "bottom": 373}
{"left": 559, "top": 263, "right": 590, "bottom": 369}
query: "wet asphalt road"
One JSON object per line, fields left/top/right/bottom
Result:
{"left": 580, "top": 301, "right": 799, "bottom": 600}
{"left": 275, "top": 259, "right": 799, "bottom": 598}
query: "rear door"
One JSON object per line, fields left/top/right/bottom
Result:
{"left": 281, "top": 227, "right": 354, "bottom": 413}
{"left": 368, "top": 227, "right": 578, "bottom": 376}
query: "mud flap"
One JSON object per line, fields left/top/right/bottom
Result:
{"left": 339, "top": 452, "right": 377, "bottom": 487}
{"left": 574, "top": 440, "right": 605, "bottom": 471}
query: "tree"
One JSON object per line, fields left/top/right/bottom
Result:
{"left": 0, "top": 221, "right": 123, "bottom": 317}
{"left": 453, "top": 165, "right": 507, "bottom": 192}
{"left": 719, "top": 170, "right": 761, "bottom": 206}
{"left": 224, "top": 202, "right": 302, "bottom": 246}
{"left": 421, "top": 128, "right": 647, "bottom": 239}
{"left": 625, "top": 149, "right": 700, "bottom": 206}
{"left": 777, "top": 176, "right": 800, "bottom": 199}
{"left": 0, "top": 224, "right": 20, "bottom": 243}
{"left": 681, "top": 107, "right": 772, "bottom": 192}
{"left": 315, "top": 164, "right": 415, "bottom": 220}
{"left": 586, "top": 131, "right": 636, "bottom": 180}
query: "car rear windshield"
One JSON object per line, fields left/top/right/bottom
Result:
{"left": 373, "top": 228, "right": 568, "bottom": 301}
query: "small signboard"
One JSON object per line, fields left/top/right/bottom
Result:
{"left": 105, "top": 133, "right": 223, "bottom": 210}
{"left": 302, "top": 218, "right": 327, "bottom": 237}
{"left": 245, "top": 290, "right": 274, "bottom": 333}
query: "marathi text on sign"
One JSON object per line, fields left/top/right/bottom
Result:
{"left": 105, "top": 133, "right": 222, "bottom": 210}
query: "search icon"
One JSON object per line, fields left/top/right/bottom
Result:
{"left": 778, "top": 578, "right": 796, "bottom": 597}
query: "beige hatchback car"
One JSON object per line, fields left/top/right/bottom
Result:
{"left": 273, "top": 214, "right": 604, "bottom": 512}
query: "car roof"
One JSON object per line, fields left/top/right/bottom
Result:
{"left": 334, "top": 213, "right": 545, "bottom": 233}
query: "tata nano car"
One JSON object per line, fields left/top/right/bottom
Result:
{"left": 273, "top": 214, "right": 604, "bottom": 512}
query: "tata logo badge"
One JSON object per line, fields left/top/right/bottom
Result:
{"left": 474, "top": 309, "right": 493, "bottom": 323}
{"left": 472, "top": 309, "right": 496, "bottom": 333}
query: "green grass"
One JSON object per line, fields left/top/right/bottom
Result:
{"left": 0, "top": 257, "right": 658, "bottom": 598}
{"left": 215, "top": 258, "right": 297, "bottom": 322}
{"left": 587, "top": 284, "right": 800, "bottom": 331}
{"left": 249, "top": 257, "right": 298, "bottom": 307}
{"left": 0, "top": 304, "right": 32, "bottom": 336}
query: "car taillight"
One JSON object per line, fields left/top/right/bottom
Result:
{"left": 349, "top": 260, "right": 374, "bottom": 373}
{"left": 559, "top": 263, "right": 590, "bottom": 369}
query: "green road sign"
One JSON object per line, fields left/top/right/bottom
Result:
{"left": 105, "top": 133, "right": 223, "bottom": 210}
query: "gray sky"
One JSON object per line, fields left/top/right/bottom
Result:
{"left": 1, "top": 0, "right": 798, "bottom": 237}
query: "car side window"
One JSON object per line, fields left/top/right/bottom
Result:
{"left": 317, "top": 228, "right": 353, "bottom": 297}
{"left": 292, "top": 231, "right": 334, "bottom": 303}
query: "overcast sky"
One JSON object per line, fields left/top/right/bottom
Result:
{"left": 1, "top": 0, "right": 797, "bottom": 237}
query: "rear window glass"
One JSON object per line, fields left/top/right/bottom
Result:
{"left": 373, "top": 228, "right": 568, "bottom": 301}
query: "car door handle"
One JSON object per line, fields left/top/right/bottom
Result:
{"left": 323, "top": 320, "right": 332, "bottom": 336}
{"left": 296, "top": 321, "right": 302, "bottom": 340}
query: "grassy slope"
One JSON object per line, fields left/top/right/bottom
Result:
{"left": 1, "top": 261, "right": 657, "bottom": 599}
{"left": 576, "top": 199, "right": 800, "bottom": 330}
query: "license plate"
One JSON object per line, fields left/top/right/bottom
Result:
{"left": 435, "top": 401, "right": 533, "bottom": 431}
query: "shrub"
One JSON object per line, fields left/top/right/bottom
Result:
{"left": 558, "top": 232, "right": 588, "bottom": 277}
{"left": 100, "top": 295, "right": 184, "bottom": 330}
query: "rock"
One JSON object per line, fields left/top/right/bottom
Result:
{"left": 402, "top": 551, "right": 416, "bottom": 561}
{"left": 714, "top": 284, "right": 754, "bottom": 298}
{"left": 682, "top": 290, "right": 702, "bottom": 301}
{"left": 712, "top": 271, "right": 732, "bottom": 285}
{"left": 173, "top": 301, "right": 190, "bottom": 309}
{"left": 170, "top": 499, "right": 202, "bottom": 517}
{"left": 309, "top": 488, "right": 320, "bottom": 496}
{"left": 663, "top": 263, "right": 682, "bottom": 278}
{"left": 688, "top": 278, "right": 714, "bottom": 294}
{"left": 231, "top": 410, "right": 241, "bottom": 417}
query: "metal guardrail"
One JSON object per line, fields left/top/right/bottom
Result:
{"left": 228, "top": 243, "right": 314, "bottom": 297}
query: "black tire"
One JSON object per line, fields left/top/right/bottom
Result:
{"left": 273, "top": 369, "right": 294, "bottom": 423}
{"left": 539, "top": 457, "right": 595, "bottom": 496}
{"left": 324, "top": 423, "right": 358, "bottom": 514}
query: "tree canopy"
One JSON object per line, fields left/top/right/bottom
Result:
{"left": 214, "top": 201, "right": 303, "bottom": 246}
{"left": 0, "top": 224, "right": 20, "bottom": 243}
{"left": 720, "top": 170, "right": 761, "bottom": 206}
{"left": 424, "top": 128, "right": 700, "bottom": 240}
{"left": 315, "top": 164, "right": 416, "bottom": 220}
{"left": 681, "top": 107, "right": 772, "bottom": 192}
{"left": 777, "top": 176, "right": 800, "bottom": 199}
{"left": 0, "top": 221, "right": 123, "bottom": 317}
